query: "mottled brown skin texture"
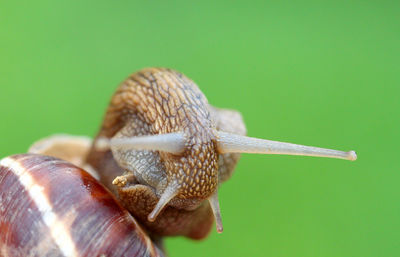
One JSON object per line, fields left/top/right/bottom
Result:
{"left": 86, "top": 68, "right": 246, "bottom": 238}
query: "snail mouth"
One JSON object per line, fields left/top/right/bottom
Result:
{"left": 114, "top": 179, "right": 214, "bottom": 239}
{"left": 111, "top": 174, "right": 161, "bottom": 196}
{"left": 112, "top": 174, "right": 139, "bottom": 188}
{"left": 112, "top": 174, "right": 204, "bottom": 211}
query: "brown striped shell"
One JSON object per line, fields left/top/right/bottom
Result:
{"left": 0, "top": 154, "right": 164, "bottom": 257}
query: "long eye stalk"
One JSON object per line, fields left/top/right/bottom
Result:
{"left": 95, "top": 132, "right": 186, "bottom": 155}
{"left": 217, "top": 131, "right": 357, "bottom": 161}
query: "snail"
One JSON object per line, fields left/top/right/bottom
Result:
{"left": 0, "top": 67, "right": 357, "bottom": 256}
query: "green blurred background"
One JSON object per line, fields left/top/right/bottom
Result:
{"left": 1, "top": 0, "right": 399, "bottom": 256}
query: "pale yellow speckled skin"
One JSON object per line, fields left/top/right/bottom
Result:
{"left": 86, "top": 68, "right": 246, "bottom": 239}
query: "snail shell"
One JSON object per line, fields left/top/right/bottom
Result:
{"left": 0, "top": 154, "right": 163, "bottom": 257}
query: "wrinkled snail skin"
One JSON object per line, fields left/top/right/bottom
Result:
{"left": 0, "top": 154, "right": 163, "bottom": 257}
{"left": 86, "top": 67, "right": 357, "bottom": 238}
{"left": 86, "top": 67, "right": 243, "bottom": 238}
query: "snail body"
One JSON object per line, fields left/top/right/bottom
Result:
{"left": 87, "top": 68, "right": 246, "bottom": 237}
{"left": 86, "top": 67, "right": 357, "bottom": 238}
